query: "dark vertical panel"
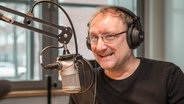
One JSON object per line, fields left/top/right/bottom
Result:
{"left": 137, "top": 0, "right": 145, "bottom": 57}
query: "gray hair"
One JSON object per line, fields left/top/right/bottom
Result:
{"left": 88, "top": 6, "right": 134, "bottom": 28}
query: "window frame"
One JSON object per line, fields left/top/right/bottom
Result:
{"left": 0, "top": 0, "right": 61, "bottom": 91}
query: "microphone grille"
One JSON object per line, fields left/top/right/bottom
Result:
{"left": 60, "top": 66, "right": 81, "bottom": 93}
{"left": 62, "top": 74, "right": 80, "bottom": 87}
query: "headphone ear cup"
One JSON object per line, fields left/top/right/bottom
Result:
{"left": 131, "top": 26, "right": 144, "bottom": 49}
{"left": 86, "top": 23, "right": 92, "bottom": 50}
{"left": 86, "top": 36, "right": 91, "bottom": 50}
{"left": 127, "top": 25, "right": 134, "bottom": 49}
{"left": 127, "top": 24, "right": 144, "bottom": 49}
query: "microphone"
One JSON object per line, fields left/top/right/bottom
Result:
{"left": 1, "top": 1, "right": 94, "bottom": 94}
{"left": 44, "top": 54, "right": 95, "bottom": 93}
{"left": 0, "top": 11, "right": 14, "bottom": 23}
{"left": 0, "top": 80, "right": 12, "bottom": 99}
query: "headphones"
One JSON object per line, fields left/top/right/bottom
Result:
{"left": 86, "top": 6, "right": 144, "bottom": 50}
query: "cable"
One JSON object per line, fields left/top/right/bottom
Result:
{"left": 40, "top": 45, "right": 64, "bottom": 69}
{"left": 92, "top": 62, "right": 98, "bottom": 104}
{"left": 76, "top": 59, "right": 95, "bottom": 94}
{"left": 30, "top": 0, "right": 78, "bottom": 54}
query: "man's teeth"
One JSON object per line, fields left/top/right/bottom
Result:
{"left": 100, "top": 53, "right": 113, "bottom": 57}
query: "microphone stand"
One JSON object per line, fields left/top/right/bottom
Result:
{"left": 47, "top": 75, "right": 52, "bottom": 104}
{"left": 0, "top": 2, "right": 96, "bottom": 103}
{"left": 0, "top": 1, "right": 78, "bottom": 104}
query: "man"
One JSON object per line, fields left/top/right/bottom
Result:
{"left": 68, "top": 6, "right": 184, "bottom": 104}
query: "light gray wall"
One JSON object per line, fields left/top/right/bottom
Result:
{"left": 145, "top": 0, "right": 184, "bottom": 71}
{"left": 164, "top": 0, "right": 184, "bottom": 71}
{"left": 144, "top": 0, "right": 164, "bottom": 60}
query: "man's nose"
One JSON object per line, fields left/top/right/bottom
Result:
{"left": 96, "top": 38, "right": 107, "bottom": 51}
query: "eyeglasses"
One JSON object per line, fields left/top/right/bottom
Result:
{"left": 86, "top": 31, "right": 127, "bottom": 44}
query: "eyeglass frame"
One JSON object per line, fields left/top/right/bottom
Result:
{"left": 86, "top": 30, "right": 127, "bottom": 44}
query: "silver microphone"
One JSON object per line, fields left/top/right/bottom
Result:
{"left": 44, "top": 54, "right": 94, "bottom": 93}
{"left": 59, "top": 60, "right": 81, "bottom": 93}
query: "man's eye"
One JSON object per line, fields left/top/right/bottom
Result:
{"left": 91, "top": 36, "right": 98, "bottom": 40}
{"left": 105, "top": 35, "right": 115, "bottom": 39}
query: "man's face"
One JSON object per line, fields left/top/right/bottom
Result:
{"left": 89, "top": 13, "right": 132, "bottom": 71}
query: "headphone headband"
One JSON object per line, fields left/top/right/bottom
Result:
{"left": 86, "top": 6, "right": 144, "bottom": 50}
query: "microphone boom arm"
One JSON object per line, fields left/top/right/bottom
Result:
{"left": 0, "top": 5, "right": 65, "bottom": 30}
{"left": 0, "top": 17, "right": 58, "bottom": 40}
{"left": 0, "top": 4, "right": 72, "bottom": 44}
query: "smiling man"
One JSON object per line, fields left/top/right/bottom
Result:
{"left": 68, "top": 6, "right": 184, "bottom": 104}
{"left": 89, "top": 7, "right": 139, "bottom": 80}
